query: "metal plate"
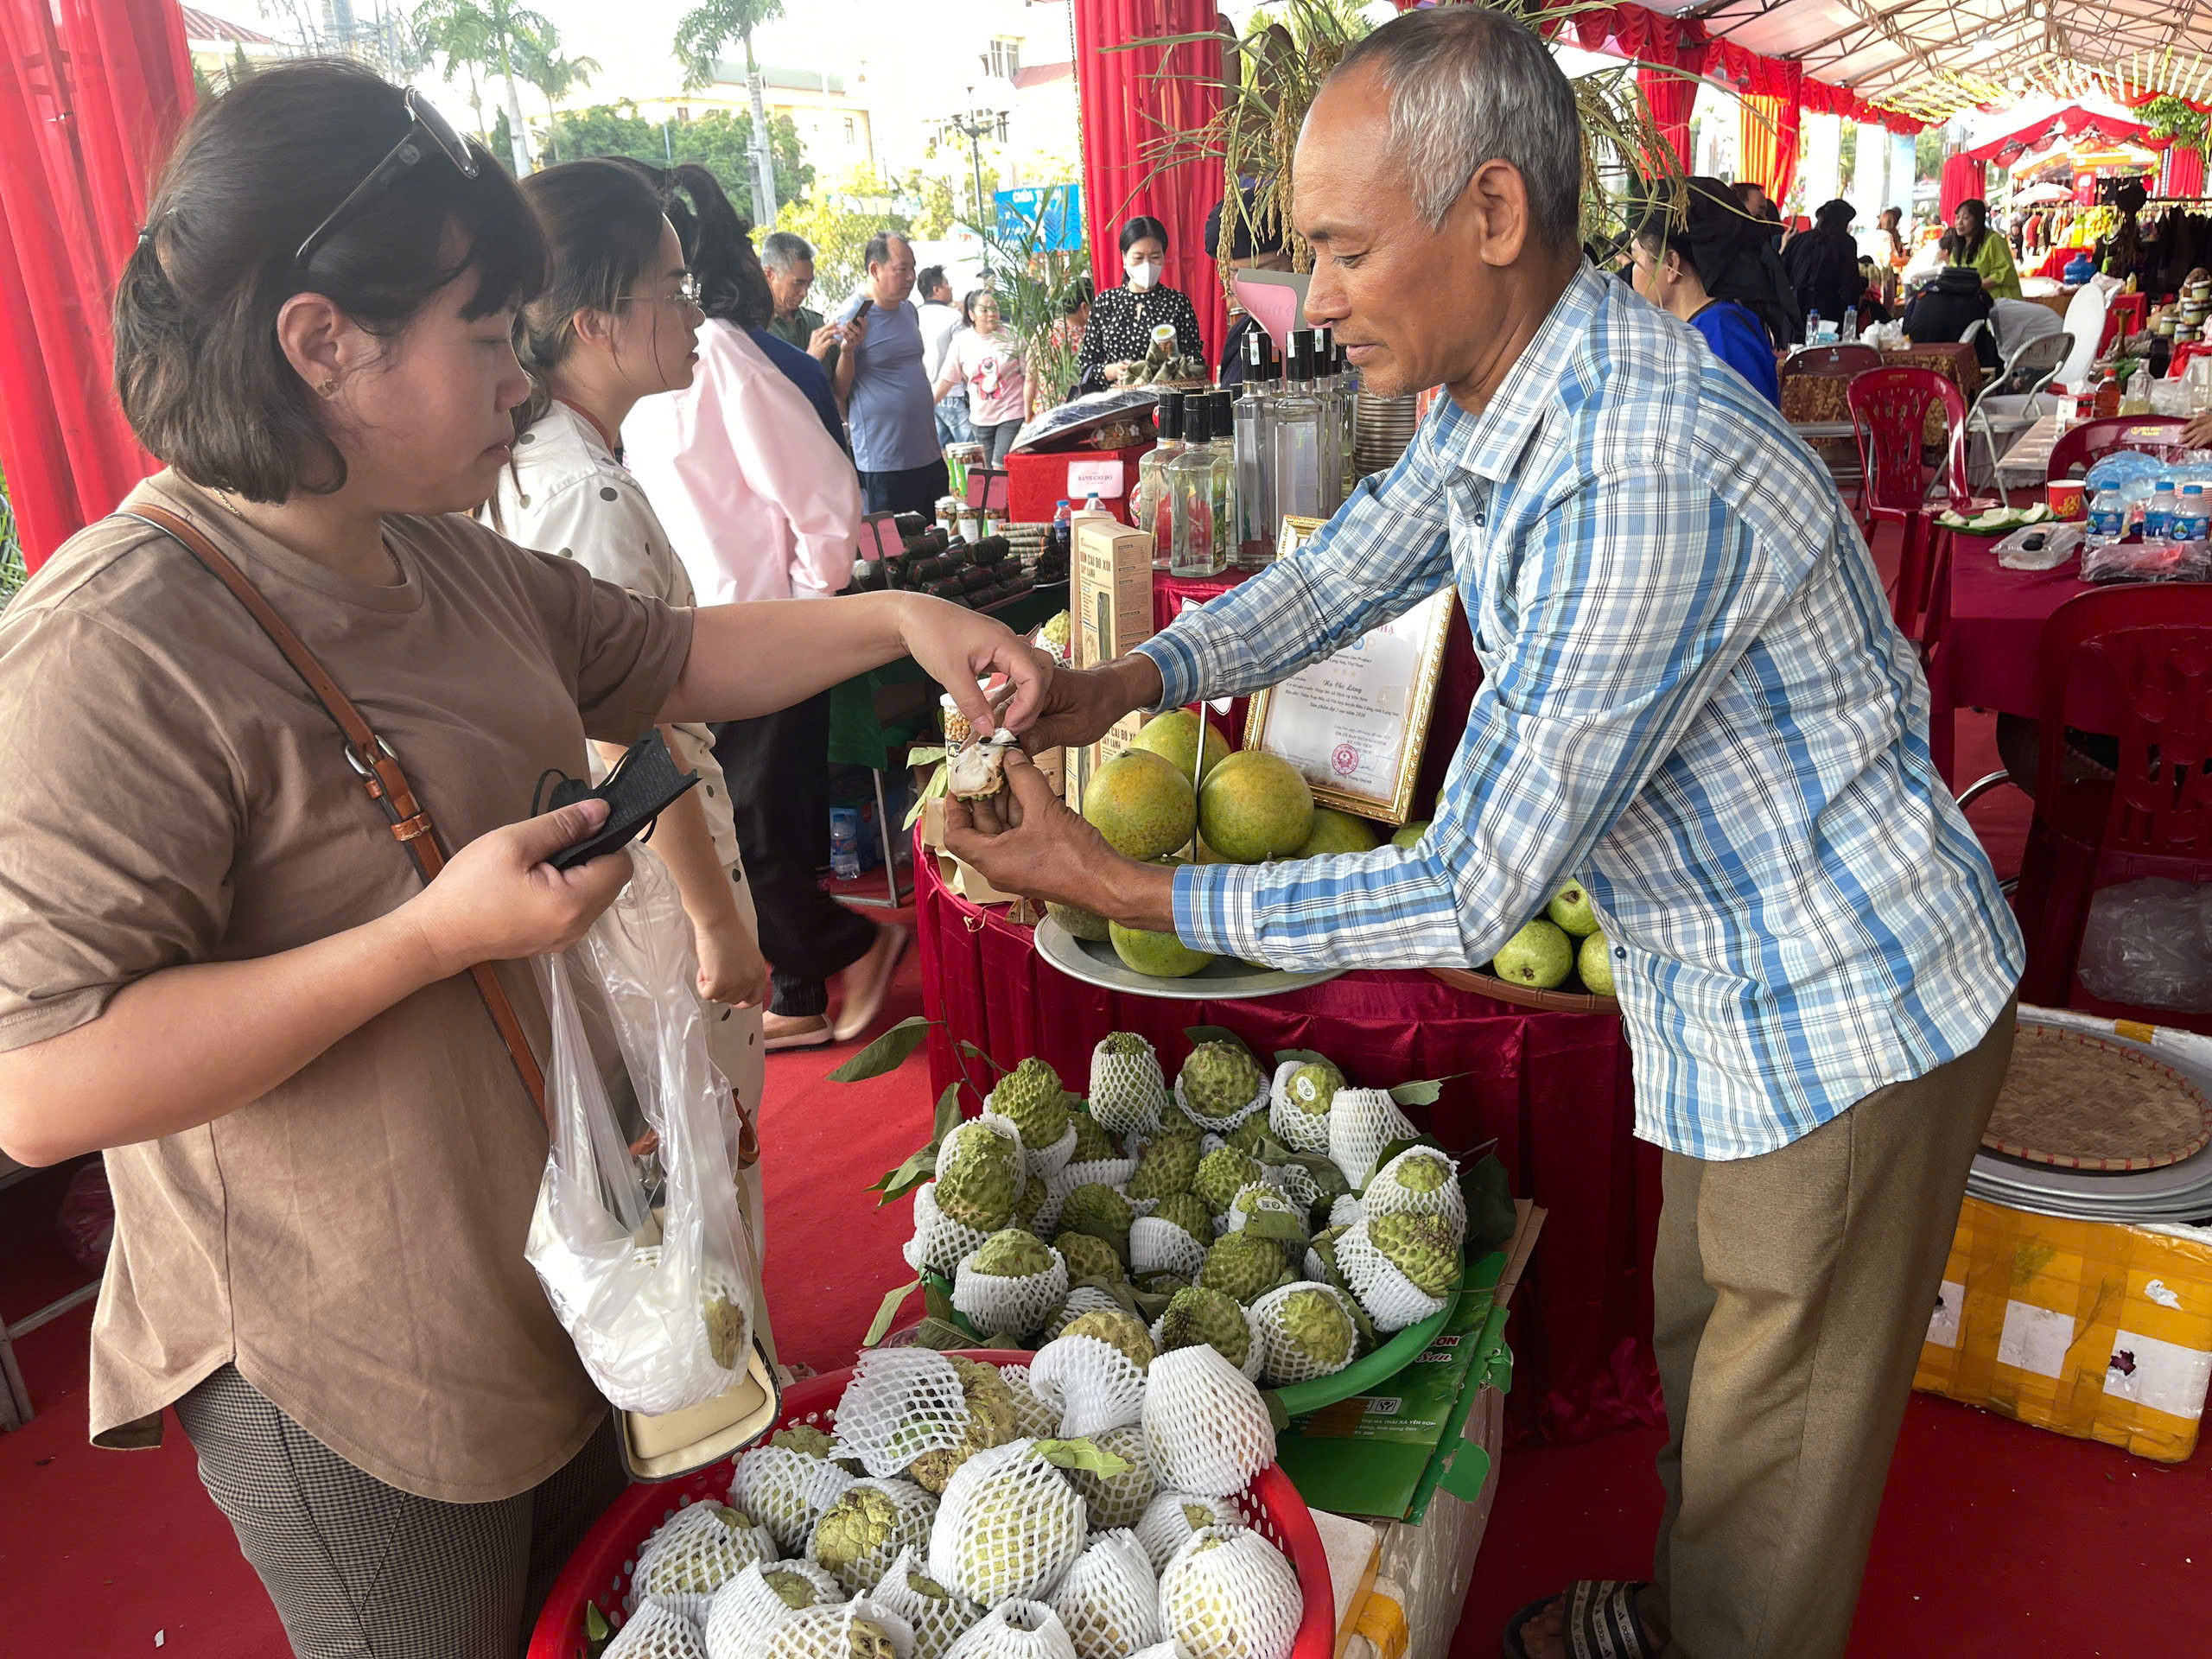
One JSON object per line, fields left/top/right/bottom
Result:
{"left": 1033, "top": 914, "right": 1344, "bottom": 1001}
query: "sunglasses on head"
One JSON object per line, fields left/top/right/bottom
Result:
{"left": 295, "top": 90, "right": 478, "bottom": 268}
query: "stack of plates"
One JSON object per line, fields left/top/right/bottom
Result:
{"left": 1354, "top": 391, "right": 1419, "bottom": 478}
{"left": 1966, "top": 1015, "right": 2212, "bottom": 1225}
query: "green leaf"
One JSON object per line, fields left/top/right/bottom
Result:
{"left": 866, "top": 1147, "right": 940, "bottom": 1204}
{"left": 1237, "top": 1211, "right": 1306, "bottom": 1243}
{"left": 1036, "top": 1438, "right": 1134, "bottom": 1478}
{"left": 1390, "top": 1079, "right": 1444, "bottom": 1108}
{"left": 865, "top": 1279, "right": 924, "bottom": 1347}
{"left": 931, "top": 1083, "right": 964, "bottom": 1142}
{"left": 1462, "top": 1152, "right": 1516, "bottom": 1259}
{"left": 908, "top": 1313, "right": 982, "bottom": 1351}
{"left": 830, "top": 1015, "right": 933, "bottom": 1083}
{"left": 586, "top": 1602, "right": 611, "bottom": 1658}
{"left": 1274, "top": 1047, "right": 1333, "bottom": 1070}
{"left": 903, "top": 765, "right": 949, "bottom": 832}
{"left": 907, "top": 745, "right": 949, "bottom": 767}
{"left": 1183, "top": 1025, "right": 1251, "bottom": 1055}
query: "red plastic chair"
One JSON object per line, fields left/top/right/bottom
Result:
{"left": 2044, "top": 416, "right": 2191, "bottom": 482}
{"left": 1847, "top": 365, "right": 1986, "bottom": 641}
{"left": 2012, "top": 586, "right": 2212, "bottom": 1032}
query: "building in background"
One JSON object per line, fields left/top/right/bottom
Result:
{"left": 633, "top": 65, "right": 876, "bottom": 179}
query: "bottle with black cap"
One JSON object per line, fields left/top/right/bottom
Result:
{"left": 1208, "top": 390, "right": 1238, "bottom": 565}
{"left": 1168, "top": 389, "right": 1229, "bottom": 575}
{"left": 1271, "top": 327, "right": 1325, "bottom": 528}
{"left": 1135, "top": 390, "right": 1185, "bottom": 569}
{"left": 1235, "top": 328, "right": 1278, "bottom": 564}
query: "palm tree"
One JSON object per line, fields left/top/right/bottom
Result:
{"left": 411, "top": 0, "right": 551, "bottom": 174}
{"left": 672, "top": 0, "right": 785, "bottom": 224}
{"left": 515, "top": 29, "right": 601, "bottom": 166}
{"left": 414, "top": 0, "right": 493, "bottom": 143}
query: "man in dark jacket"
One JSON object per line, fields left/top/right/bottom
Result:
{"left": 1903, "top": 237, "right": 1999, "bottom": 369}
{"left": 1783, "top": 198, "right": 1863, "bottom": 331}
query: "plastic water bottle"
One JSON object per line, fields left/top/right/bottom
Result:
{"left": 1048, "top": 498, "right": 1071, "bottom": 565}
{"left": 2178, "top": 483, "right": 2211, "bottom": 542}
{"left": 1842, "top": 306, "right": 1859, "bottom": 342}
{"left": 2145, "top": 479, "right": 2179, "bottom": 540}
{"left": 2086, "top": 487, "right": 2126, "bottom": 547}
{"left": 829, "top": 806, "right": 863, "bottom": 881}
{"left": 1807, "top": 308, "right": 1821, "bottom": 346}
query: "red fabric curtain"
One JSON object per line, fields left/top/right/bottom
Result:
{"left": 1738, "top": 88, "right": 1802, "bottom": 203}
{"left": 1637, "top": 61, "right": 1701, "bottom": 170}
{"left": 0, "top": 0, "right": 190, "bottom": 570}
{"left": 2163, "top": 145, "right": 2207, "bottom": 200}
{"left": 1940, "top": 154, "right": 1986, "bottom": 219}
{"left": 1071, "top": 0, "right": 1226, "bottom": 369}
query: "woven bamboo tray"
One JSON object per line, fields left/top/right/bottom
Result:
{"left": 1982, "top": 1020, "right": 2212, "bottom": 1170}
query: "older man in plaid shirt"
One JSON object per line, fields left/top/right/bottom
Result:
{"left": 948, "top": 10, "right": 2024, "bottom": 1658}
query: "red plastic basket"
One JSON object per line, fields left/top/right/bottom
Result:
{"left": 530, "top": 1350, "right": 1336, "bottom": 1659}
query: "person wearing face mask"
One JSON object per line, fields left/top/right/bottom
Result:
{"left": 1208, "top": 186, "right": 1291, "bottom": 388}
{"left": 1077, "top": 215, "right": 1205, "bottom": 390}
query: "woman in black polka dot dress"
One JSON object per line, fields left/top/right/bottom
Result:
{"left": 1077, "top": 215, "right": 1205, "bottom": 387}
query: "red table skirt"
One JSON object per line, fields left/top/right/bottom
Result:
{"left": 914, "top": 836, "right": 1664, "bottom": 1439}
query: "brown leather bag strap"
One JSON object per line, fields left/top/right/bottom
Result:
{"left": 121, "top": 505, "right": 550, "bottom": 1124}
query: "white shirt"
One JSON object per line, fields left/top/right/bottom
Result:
{"left": 919, "top": 299, "right": 964, "bottom": 383}
{"left": 625, "top": 320, "right": 863, "bottom": 605}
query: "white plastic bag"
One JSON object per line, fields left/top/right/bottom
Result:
{"left": 524, "top": 846, "right": 761, "bottom": 1415}
{"left": 2077, "top": 877, "right": 2212, "bottom": 1012}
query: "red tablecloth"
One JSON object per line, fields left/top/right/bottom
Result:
{"left": 914, "top": 842, "right": 1659, "bottom": 1438}
{"left": 1942, "top": 533, "right": 2093, "bottom": 718}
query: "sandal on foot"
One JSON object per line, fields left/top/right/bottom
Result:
{"left": 1503, "top": 1580, "right": 1660, "bottom": 1659}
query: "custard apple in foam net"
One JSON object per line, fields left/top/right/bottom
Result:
{"left": 832, "top": 1348, "right": 972, "bottom": 1480}
{"left": 1141, "top": 1347, "right": 1275, "bottom": 1498}
{"left": 1159, "top": 1527, "right": 1302, "bottom": 1659}
{"left": 1129, "top": 1213, "right": 1208, "bottom": 1282}
{"left": 1337, "top": 1215, "right": 1452, "bottom": 1333}
{"left": 1249, "top": 1282, "right": 1359, "bottom": 1385}
{"left": 927, "top": 1440, "right": 1092, "bottom": 1605}
{"left": 1153, "top": 1285, "right": 1255, "bottom": 1374}
{"left": 734, "top": 1440, "right": 859, "bottom": 1557}
{"left": 1369, "top": 1211, "right": 1461, "bottom": 1296}
{"left": 807, "top": 1478, "right": 938, "bottom": 1597}
{"left": 1126, "top": 1131, "right": 1203, "bottom": 1203}
{"left": 1192, "top": 1147, "right": 1265, "bottom": 1217}
{"left": 1327, "top": 1088, "right": 1419, "bottom": 1189}
{"left": 1089, "top": 1033, "right": 1169, "bottom": 1139}
{"left": 607, "top": 1598, "right": 709, "bottom": 1658}
{"left": 1135, "top": 1493, "right": 1241, "bottom": 1573}
{"left": 1028, "top": 1329, "right": 1150, "bottom": 1439}
{"left": 1049, "top": 1528, "right": 1163, "bottom": 1658}
{"left": 1226, "top": 1182, "right": 1306, "bottom": 1246}
{"left": 906, "top": 1181, "right": 992, "bottom": 1281}
{"left": 906, "top": 1356, "right": 1022, "bottom": 1494}
{"left": 1058, "top": 1307, "right": 1156, "bottom": 1372}
{"left": 1068, "top": 1111, "right": 1118, "bottom": 1166}
{"left": 1055, "top": 1184, "right": 1135, "bottom": 1261}
{"left": 1197, "top": 1232, "right": 1284, "bottom": 1305}
{"left": 1177, "top": 1044, "right": 1265, "bottom": 1123}
{"left": 989, "top": 1059, "right": 1071, "bottom": 1160}
{"left": 632, "top": 1502, "right": 778, "bottom": 1624}
{"left": 941, "top": 1599, "right": 1082, "bottom": 1659}
{"left": 1042, "top": 1284, "right": 1127, "bottom": 1344}
{"left": 953, "top": 1230, "right": 1069, "bottom": 1340}
{"left": 934, "top": 1118, "right": 1027, "bottom": 1232}
{"left": 1270, "top": 1058, "right": 1344, "bottom": 1157}
{"left": 704, "top": 1560, "right": 843, "bottom": 1659}
{"left": 868, "top": 1548, "right": 984, "bottom": 1659}
{"left": 1062, "top": 1422, "right": 1159, "bottom": 1532}
{"left": 761, "top": 1597, "right": 917, "bottom": 1659}
{"left": 1053, "top": 1230, "right": 1126, "bottom": 1286}
{"left": 1362, "top": 1147, "right": 1469, "bottom": 1236}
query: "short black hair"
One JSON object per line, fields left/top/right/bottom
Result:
{"left": 114, "top": 58, "right": 543, "bottom": 502}
{"left": 918, "top": 264, "right": 950, "bottom": 299}
{"left": 1120, "top": 215, "right": 1171, "bottom": 257}
{"left": 864, "top": 230, "right": 911, "bottom": 270}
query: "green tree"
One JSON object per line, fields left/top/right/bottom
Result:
{"left": 671, "top": 0, "right": 786, "bottom": 224}
{"left": 411, "top": 0, "right": 550, "bottom": 174}
{"left": 513, "top": 28, "right": 601, "bottom": 164}
{"left": 228, "top": 43, "right": 254, "bottom": 88}
{"left": 546, "top": 103, "right": 814, "bottom": 210}
{"left": 193, "top": 56, "right": 218, "bottom": 104}
{"left": 772, "top": 168, "right": 912, "bottom": 303}
{"left": 414, "top": 0, "right": 493, "bottom": 140}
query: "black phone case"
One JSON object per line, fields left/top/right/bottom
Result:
{"left": 540, "top": 728, "right": 702, "bottom": 872}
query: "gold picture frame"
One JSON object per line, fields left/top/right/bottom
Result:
{"left": 1243, "top": 518, "right": 1455, "bottom": 826}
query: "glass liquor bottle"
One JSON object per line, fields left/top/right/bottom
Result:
{"left": 1169, "top": 391, "right": 1229, "bottom": 575}
{"left": 1234, "top": 328, "right": 1278, "bottom": 567}
{"left": 1336, "top": 344, "right": 1361, "bottom": 499}
{"left": 1208, "top": 391, "right": 1239, "bottom": 566}
{"left": 1311, "top": 326, "right": 1343, "bottom": 514}
{"left": 1271, "top": 329, "right": 1326, "bottom": 529}
{"left": 1135, "top": 391, "right": 1185, "bottom": 570}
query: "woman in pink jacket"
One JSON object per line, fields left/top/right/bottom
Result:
{"left": 626, "top": 165, "right": 908, "bottom": 1052}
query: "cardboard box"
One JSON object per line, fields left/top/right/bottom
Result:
{"left": 1274, "top": 1202, "right": 1541, "bottom": 1523}
{"left": 1914, "top": 1195, "right": 2212, "bottom": 1462}
{"left": 1071, "top": 517, "right": 1158, "bottom": 803}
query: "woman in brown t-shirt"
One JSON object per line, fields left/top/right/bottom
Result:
{"left": 0, "top": 62, "right": 1043, "bottom": 1659}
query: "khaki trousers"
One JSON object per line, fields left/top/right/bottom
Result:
{"left": 1649, "top": 998, "right": 2017, "bottom": 1659}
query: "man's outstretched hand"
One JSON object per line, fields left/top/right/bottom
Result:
{"left": 943, "top": 750, "right": 1179, "bottom": 933}
{"left": 1015, "top": 656, "right": 1167, "bottom": 756}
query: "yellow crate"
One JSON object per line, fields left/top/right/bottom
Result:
{"left": 1915, "top": 1196, "right": 2212, "bottom": 1462}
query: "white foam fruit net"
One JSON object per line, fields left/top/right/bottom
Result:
{"left": 1135, "top": 1492, "right": 1241, "bottom": 1574}
{"left": 631, "top": 1502, "right": 778, "bottom": 1624}
{"left": 1128, "top": 1645, "right": 1200, "bottom": 1659}
{"left": 906, "top": 1181, "right": 992, "bottom": 1280}
{"left": 1063, "top": 1422, "right": 1157, "bottom": 1532}
{"left": 1049, "top": 1529, "right": 1164, "bottom": 1659}
{"left": 996, "top": 1364, "right": 1062, "bottom": 1440}
{"left": 1328, "top": 1194, "right": 1366, "bottom": 1230}
{"left": 833, "top": 1349, "right": 974, "bottom": 1479}
{"left": 1027, "top": 1332, "right": 1149, "bottom": 1438}
{"left": 1140, "top": 1347, "right": 1276, "bottom": 1499}
{"left": 606, "top": 1598, "right": 709, "bottom": 1659}
{"left": 1159, "top": 1528, "right": 1302, "bottom": 1659}
{"left": 1173, "top": 1077, "right": 1268, "bottom": 1137}
{"left": 1267, "top": 1060, "right": 1336, "bottom": 1155}
{"left": 1338, "top": 1216, "right": 1450, "bottom": 1333}
{"left": 1327, "top": 1088, "right": 1419, "bottom": 1190}
{"left": 952, "top": 1242, "right": 1070, "bottom": 1339}
{"left": 806, "top": 1478, "right": 939, "bottom": 1598}
{"left": 1248, "top": 1281, "right": 1361, "bottom": 1387}
{"left": 1261, "top": 1163, "right": 1322, "bottom": 1217}
{"left": 1040, "top": 1284, "right": 1124, "bottom": 1345}
{"left": 943, "top": 1600, "right": 1083, "bottom": 1659}
{"left": 1129, "top": 1216, "right": 1208, "bottom": 1280}
{"left": 928, "top": 1440, "right": 1091, "bottom": 1606}
{"left": 731, "top": 1445, "right": 855, "bottom": 1559}
{"left": 868, "top": 1548, "right": 985, "bottom": 1659}
{"left": 1089, "top": 1037, "right": 1170, "bottom": 1139}
{"left": 762, "top": 1597, "right": 918, "bottom": 1659}
{"left": 1025, "top": 1121, "right": 1080, "bottom": 1181}
{"left": 703, "top": 1561, "right": 844, "bottom": 1659}
{"left": 1361, "top": 1147, "right": 1468, "bottom": 1235}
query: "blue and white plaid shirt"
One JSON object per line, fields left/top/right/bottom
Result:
{"left": 1139, "top": 264, "right": 2024, "bottom": 1160}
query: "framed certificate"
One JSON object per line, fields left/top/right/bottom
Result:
{"left": 1243, "top": 518, "right": 1455, "bottom": 825}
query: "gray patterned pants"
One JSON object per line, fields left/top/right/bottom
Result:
{"left": 175, "top": 1365, "right": 627, "bottom": 1659}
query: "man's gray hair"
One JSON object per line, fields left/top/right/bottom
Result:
{"left": 1334, "top": 8, "right": 1583, "bottom": 251}
{"left": 760, "top": 231, "right": 814, "bottom": 271}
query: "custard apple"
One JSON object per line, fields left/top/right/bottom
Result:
{"left": 760, "top": 1560, "right": 842, "bottom": 1610}
{"left": 1151, "top": 1191, "right": 1213, "bottom": 1248}
{"left": 1134, "top": 1270, "right": 1191, "bottom": 1297}
{"left": 934, "top": 1120, "right": 1023, "bottom": 1231}
{"left": 1179, "top": 1043, "right": 1264, "bottom": 1119}
{"left": 809, "top": 1479, "right": 937, "bottom": 1596}
{"left": 1198, "top": 1233, "right": 1284, "bottom": 1305}
{"left": 1160, "top": 1527, "right": 1301, "bottom": 1659}
{"left": 990, "top": 1058, "right": 1071, "bottom": 1152}
{"left": 906, "top": 1356, "right": 1021, "bottom": 1494}
{"left": 1192, "top": 1147, "right": 1265, "bottom": 1216}
{"left": 1156, "top": 1285, "right": 1252, "bottom": 1370}
{"left": 1127, "top": 1131, "right": 1204, "bottom": 1202}
{"left": 1058, "top": 1183, "right": 1135, "bottom": 1260}
{"left": 1069, "top": 1111, "right": 1118, "bottom": 1166}
{"left": 1060, "top": 1306, "right": 1157, "bottom": 1372}
{"left": 1055, "top": 1230, "right": 1127, "bottom": 1286}
{"left": 1255, "top": 1285, "right": 1357, "bottom": 1382}
{"left": 1371, "top": 1212, "right": 1459, "bottom": 1297}
{"left": 1285, "top": 1060, "right": 1344, "bottom": 1117}
{"left": 1013, "top": 1173, "right": 1048, "bottom": 1231}
{"left": 970, "top": 1230, "right": 1055, "bottom": 1279}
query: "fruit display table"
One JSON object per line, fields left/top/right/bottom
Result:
{"left": 913, "top": 840, "right": 1661, "bottom": 1434}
